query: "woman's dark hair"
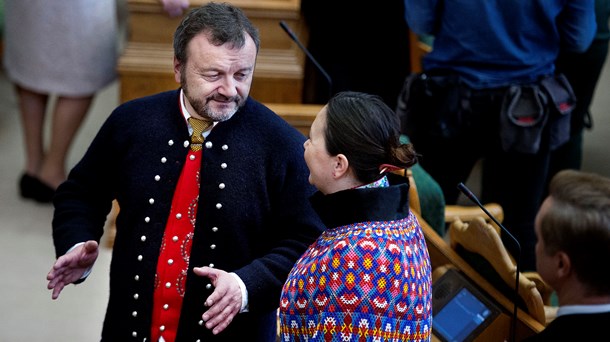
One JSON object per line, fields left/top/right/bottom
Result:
{"left": 173, "top": 2, "right": 260, "bottom": 64}
{"left": 325, "top": 91, "right": 417, "bottom": 184}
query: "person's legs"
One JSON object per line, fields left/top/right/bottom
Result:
{"left": 414, "top": 136, "right": 480, "bottom": 205}
{"left": 548, "top": 131, "right": 583, "bottom": 173}
{"left": 550, "top": 39, "right": 610, "bottom": 176}
{"left": 482, "top": 148, "right": 550, "bottom": 272}
{"left": 402, "top": 76, "right": 485, "bottom": 205}
{"left": 38, "top": 95, "right": 93, "bottom": 189}
{"left": 16, "top": 85, "right": 49, "bottom": 177}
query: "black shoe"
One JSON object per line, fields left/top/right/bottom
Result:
{"left": 19, "top": 173, "right": 55, "bottom": 203}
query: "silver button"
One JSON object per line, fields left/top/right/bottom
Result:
{"left": 168, "top": 259, "right": 174, "bottom": 265}
{"left": 163, "top": 304, "right": 169, "bottom": 310}
{"left": 210, "top": 244, "right": 216, "bottom": 250}
{"left": 132, "top": 332, "right": 137, "bottom": 337}
{"left": 212, "top": 227, "right": 218, "bottom": 232}
{"left": 149, "top": 198, "right": 154, "bottom": 204}
{"left": 168, "top": 140, "right": 174, "bottom": 146}
{"left": 165, "top": 282, "right": 171, "bottom": 288}
{"left": 221, "top": 163, "right": 227, "bottom": 169}
{"left": 155, "top": 175, "right": 161, "bottom": 181}
{"left": 218, "top": 183, "right": 225, "bottom": 189}
{"left": 137, "top": 255, "right": 143, "bottom": 261}
{"left": 172, "top": 236, "right": 179, "bottom": 242}
{"left": 205, "top": 141, "right": 213, "bottom": 148}
{"left": 141, "top": 235, "right": 146, "bottom": 242}
{"left": 190, "top": 155, "right": 196, "bottom": 160}
{"left": 135, "top": 275, "right": 140, "bottom": 281}
{"left": 222, "top": 144, "right": 228, "bottom": 150}
{"left": 198, "top": 320, "right": 204, "bottom": 326}
{"left": 216, "top": 203, "right": 222, "bottom": 209}
{"left": 209, "top": 263, "right": 214, "bottom": 268}
{"left": 183, "top": 140, "right": 190, "bottom": 148}
{"left": 161, "top": 157, "right": 167, "bottom": 163}
{"left": 206, "top": 284, "right": 212, "bottom": 290}
{"left": 176, "top": 213, "right": 182, "bottom": 219}
{"left": 145, "top": 217, "right": 150, "bottom": 223}
{"left": 134, "top": 293, "right": 139, "bottom": 300}
{"left": 132, "top": 311, "right": 137, "bottom": 317}
{"left": 160, "top": 325, "right": 165, "bottom": 332}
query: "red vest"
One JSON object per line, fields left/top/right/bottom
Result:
{"left": 150, "top": 148, "right": 201, "bottom": 342}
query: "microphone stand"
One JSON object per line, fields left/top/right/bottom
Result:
{"left": 457, "top": 183, "right": 520, "bottom": 342}
{"left": 279, "top": 21, "right": 333, "bottom": 101}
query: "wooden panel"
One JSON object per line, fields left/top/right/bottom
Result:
{"left": 118, "top": 43, "right": 305, "bottom": 103}
{"left": 119, "top": 0, "right": 307, "bottom": 104}
{"left": 265, "top": 103, "right": 321, "bottom": 136}
{"left": 126, "top": 0, "right": 305, "bottom": 47}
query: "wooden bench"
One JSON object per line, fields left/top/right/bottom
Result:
{"left": 266, "top": 103, "right": 321, "bottom": 136}
{"left": 118, "top": 0, "right": 309, "bottom": 104}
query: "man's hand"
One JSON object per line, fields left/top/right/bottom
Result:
{"left": 46, "top": 240, "right": 99, "bottom": 300}
{"left": 160, "top": 0, "right": 190, "bottom": 17}
{"left": 193, "top": 266, "right": 242, "bottom": 335}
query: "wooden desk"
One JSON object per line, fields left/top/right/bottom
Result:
{"left": 119, "top": 0, "right": 308, "bottom": 104}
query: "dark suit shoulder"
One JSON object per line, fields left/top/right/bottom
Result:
{"left": 522, "top": 312, "right": 610, "bottom": 341}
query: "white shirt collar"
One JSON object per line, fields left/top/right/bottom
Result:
{"left": 557, "top": 303, "right": 610, "bottom": 317}
{"left": 180, "top": 89, "right": 215, "bottom": 137}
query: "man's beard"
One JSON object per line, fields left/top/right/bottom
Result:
{"left": 182, "top": 74, "right": 245, "bottom": 122}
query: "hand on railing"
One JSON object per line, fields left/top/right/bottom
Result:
{"left": 160, "top": 0, "right": 190, "bottom": 17}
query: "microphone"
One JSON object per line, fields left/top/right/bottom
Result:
{"left": 279, "top": 21, "right": 333, "bottom": 101}
{"left": 457, "top": 182, "right": 520, "bottom": 342}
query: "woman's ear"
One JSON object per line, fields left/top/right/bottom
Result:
{"left": 332, "top": 154, "right": 350, "bottom": 179}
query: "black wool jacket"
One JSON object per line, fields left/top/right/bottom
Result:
{"left": 52, "top": 89, "right": 324, "bottom": 341}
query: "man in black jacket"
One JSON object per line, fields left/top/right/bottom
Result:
{"left": 46, "top": 3, "right": 324, "bottom": 341}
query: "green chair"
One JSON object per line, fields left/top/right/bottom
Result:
{"left": 401, "top": 135, "right": 446, "bottom": 236}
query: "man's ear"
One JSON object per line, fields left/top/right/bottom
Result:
{"left": 556, "top": 251, "right": 572, "bottom": 278}
{"left": 333, "top": 154, "right": 350, "bottom": 179}
{"left": 173, "top": 57, "right": 182, "bottom": 84}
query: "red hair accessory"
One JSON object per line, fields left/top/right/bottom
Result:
{"left": 379, "top": 164, "right": 403, "bottom": 174}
